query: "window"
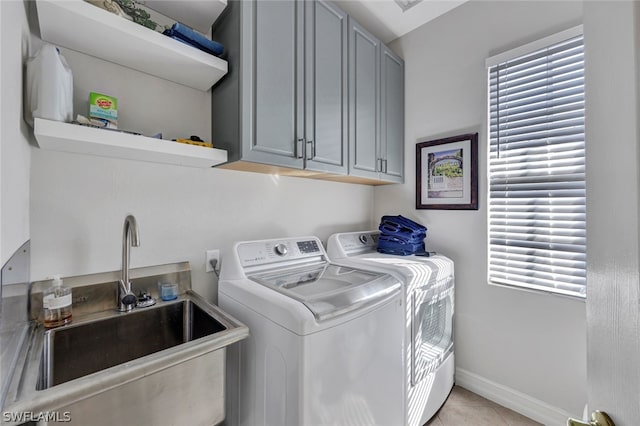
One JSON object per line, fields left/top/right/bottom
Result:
{"left": 487, "top": 27, "right": 586, "bottom": 298}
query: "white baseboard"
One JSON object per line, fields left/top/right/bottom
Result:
{"left": 455, "top": 368, "right": 575, "bottom": 426}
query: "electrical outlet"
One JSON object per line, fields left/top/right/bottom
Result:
{"left": 205, "top": 249, "right": 220, "bottom": 273}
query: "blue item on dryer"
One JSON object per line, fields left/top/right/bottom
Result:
{"left": 163, "top": 23, "right": 225, "bottom": 57}
{"left": 379, "top": 215, "right": 427, "bottom": 239}
{"left": 377, "top": 215, "right": 428, "bottom": 256}
{"left": 377, "top": 237, "right": 426, "bottom": 256}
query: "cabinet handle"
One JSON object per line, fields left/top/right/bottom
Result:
{"left": 296, "top": 138, "right": 304, "bottom": 159}
{"left": 306, "top": 140, "right": 314, "bottom": 160}
{"left": 376, "top": 159, "right": 388, "bottom": 173}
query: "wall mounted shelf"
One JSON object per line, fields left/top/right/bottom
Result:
{"left": 34, "top": 119, "right": 228, "bottom": 168}
{"left": 35, "top": 0, "right": 228, "bottom": 91}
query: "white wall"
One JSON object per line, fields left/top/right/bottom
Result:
{"left": 382, "top": 0, "right": 587, "bottom": 421}
{"left": 28, "top": 38, "right": 374, "bottom": 302}
{"left": 30, "top": 152, "right": 373, "bottom": 301}
{"left": 1, "top": 0, "right": 32, "bottom": 266}
{"left": 1, "top": 0, "right": 34, "bottom": 408}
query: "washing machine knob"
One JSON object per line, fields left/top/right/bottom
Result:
{"left": 359, "top": 234, "right": 369, "bottom": 244}
{"left": 274, "top": 243, "right": 288, "bottom": 256}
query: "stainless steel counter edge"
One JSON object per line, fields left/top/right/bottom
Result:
{"left": 2, "top": 291, "right": 249, "bottom": 423}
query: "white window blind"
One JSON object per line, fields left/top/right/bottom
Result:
{"left": 487, "top": 29, "right": 586, "bottom": 298}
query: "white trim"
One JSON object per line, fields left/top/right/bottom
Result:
{"left": 486, "top": 25, "right": 583, "bottom": 68}
{"left": 455, "top": 367, "right": 579, "bottom": 426}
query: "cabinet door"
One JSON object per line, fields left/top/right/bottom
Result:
{"left": 304, "top": 0, "right": 348, "bottom": 174}
{"left": 241, "top": 0, "right": 304, "bottom": 168}
{"left": 380, "top": 45, "right": 404, "bottom": 183}
{"left": 348, "top": 18, "right": 381, "bottom": 180}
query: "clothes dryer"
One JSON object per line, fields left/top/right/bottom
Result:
{"left": 327, "top": 231, "right": 455, "bottom": 426}
{"left": 218, "top": 236, "right": 404, "bottom": 426}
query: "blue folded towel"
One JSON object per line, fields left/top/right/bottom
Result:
{"left": 378, "top": 234, "right": 423, "bottom": 245}
{"left": 377, "top": 215, "right": 428, "bottom": 256}
{"left": 380, "top": 217, "right": 425, "bottom": 232}
{"left": 379, "top": 216, "right": 426, "bottom": 240}
{"left": 163, "top": 23, "right": 225, "bottom": 57}
{"left": 378, "top": 240, "right": 426, "bottom": 256}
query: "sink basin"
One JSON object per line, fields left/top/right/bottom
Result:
{"left": 38, "top": 299, "right": 226, "bottom": 389}
{"left": 2, "top": 262, "right": 248, "bottom": 426}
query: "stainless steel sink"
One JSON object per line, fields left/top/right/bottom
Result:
{"left": 38, "top": 299, "right": 227, "bottom": 389}
{"left": 2, "top": 262, "right": 249, "bottom": 426}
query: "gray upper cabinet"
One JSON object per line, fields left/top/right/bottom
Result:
{"left": 212, "top": 0, "right": 402, "bottom": 184}
{"left": 248, "top": 0, "right": 303, "bottom": 168}
{"left": 348, "top": 18, "right": 381, "bottom": 181}
{"left": 380, "top": 45, "right": 405, "bottom": 183}
{"left": 212, "top": 0, "right": 347, "bottom": 174}
{"left": 305, "top": 1, "right": 348, "bottom": 174}
{"left": 348, "top": 18, "right": 405, "bottom": 183}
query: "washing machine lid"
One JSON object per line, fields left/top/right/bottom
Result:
{"left": 248, "top": 262, "right": 400, "bottom": 321}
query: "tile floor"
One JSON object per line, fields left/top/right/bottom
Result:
{"left": 426, "top": 386, "right": 543, "bottom": 426}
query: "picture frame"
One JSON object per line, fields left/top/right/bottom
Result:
{"left": 416, "top": 133, "right": 478, "bottom": 210}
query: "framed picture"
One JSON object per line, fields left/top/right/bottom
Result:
{"left": 416, "top": 133, "right": 478, "bottom": 210}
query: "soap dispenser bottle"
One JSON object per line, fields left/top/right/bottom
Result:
{"left": 43, "top": 275, "right": 72, "bottom": 328}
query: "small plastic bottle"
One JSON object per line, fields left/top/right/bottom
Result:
{"left": 43, "top": 275, "right": 72, "bottom": 328}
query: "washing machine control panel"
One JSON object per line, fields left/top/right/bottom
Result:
{"left": 238, "top": 237, "right": 324, "bottom": 268}
{"left": 296, "top": 240, "right": 320, "bottom": 254}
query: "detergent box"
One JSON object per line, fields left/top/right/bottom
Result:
{"left": 89, "top": 92, "right": 118, "bottom": 128}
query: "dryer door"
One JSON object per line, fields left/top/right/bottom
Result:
{"left": 411, "top": 275, "right": 454, "bottom": 386}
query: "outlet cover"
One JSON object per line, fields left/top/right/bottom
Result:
{"left": 205, "top": 249, "right": 220, "bottom": 272}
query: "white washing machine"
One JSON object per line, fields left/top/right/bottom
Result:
{"left": 218, "top": 236, "right": 405, "bottom": 426}
{"left": 327, "top": 231, "right": 455, "bottom": 426}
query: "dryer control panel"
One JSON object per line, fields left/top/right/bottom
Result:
{"left": 334, "top": 231, "right": 379, "bottom": 257}
{"left": 237, "top": 236, "right": 325, "bottom": 269}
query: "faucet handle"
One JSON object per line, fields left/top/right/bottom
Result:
{"left": 118, "top": 280, "right": 137, "bottom": 307}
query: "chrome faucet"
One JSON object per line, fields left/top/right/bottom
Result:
{"left": 118, "top": 215, "right": 140, "bottom": 312}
